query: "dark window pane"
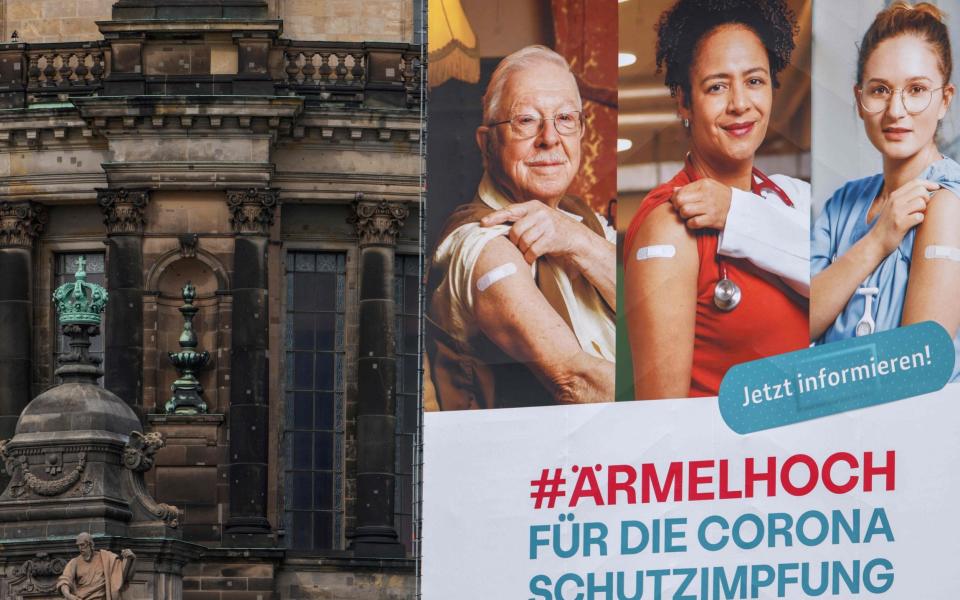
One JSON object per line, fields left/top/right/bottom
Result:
{"left": 396, "top": 436, "right": 413, "bottom": 475}
{"left": 290, "top": 512, "right": 311, "bottom": 549}
{"left": 404, "top": 355, "right": 418, "bottom": 394}
{"left": 291, "top": 472, "right": 312, "bottom": 510}
{"left": 315, "top": 273, "right": 337, "bottom": 310}
{"left": 293, "top": 273, "right": 321, "bottom": 311}
{"left": 315, "top": 473, "right": 333, "bottom": 511}
{"left": 284, "top": 252, "right": 346, "bottom": 552}
{"left": 404, "top": 315, "right": 418, "bottom": 353}
{"left": 392, "top": 254, "right": 418, "bottom": 558}
{"left": 313, "top": 512, "right": 333, "bottom": 550}
{"left": 316, "top": 313, "right": 335, "bottom": 349}
{"left": 292, "top": 432, "right": 312, "bottom": 470}
{"left": 292, "top": 314, "right": 315, "bottom": 350}
{"left": 293, "top": 353, "right": 313, "bottom": 389}
{"left": 293, "top": 392, "right": 312, "bottom": 426}
{"left": 314, "top": 393, "right": 334, "bottom": 430}
{"left": 314, "top": 431, "right": 333, "bottom": 471}
{"left": 402, "top": 393, "right": 417, "bottom": 432}
{"left": 404, "top": 275, "right": 418, "bottom": 312}
{"left": 315, "top": 354, "right": 334, "bottom": 391}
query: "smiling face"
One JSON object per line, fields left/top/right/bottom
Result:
{"left": 679, "top": 24, "right": 772, "bottom": 173}
{"left": 477, "top": 62, "right": 582, "bottom": 206}
{"left": 857, "top": 34, "right": 954, "bottom": 162}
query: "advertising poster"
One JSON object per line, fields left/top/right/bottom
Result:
{"left": 423, "top": 0, "right": 960, "bottom": 599}
{"left": 424, "top": 0, "right": 618, "bottom": 411}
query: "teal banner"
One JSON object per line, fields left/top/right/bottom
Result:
{"left": 718, "top": 321, "right": 954, "bottom": 434}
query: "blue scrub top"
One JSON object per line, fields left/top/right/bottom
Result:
{"left": 811, "top": 157, "right": 960, "bottom": 381}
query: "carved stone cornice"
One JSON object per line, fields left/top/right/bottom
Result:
{"left": 0, "top": 201, "right": 47, "bottom": 248}
{"left": 348, "top": 196, "right": 409, "bottom": 247}
{"left": 226, "top": 188, "right": 278, "bottom": 235}
{"left": 97, "top": 188, "right": 150, "bottom": 235}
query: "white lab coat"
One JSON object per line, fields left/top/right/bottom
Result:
{"left": 718, "top": 174, "right": 811, "bottom": 297}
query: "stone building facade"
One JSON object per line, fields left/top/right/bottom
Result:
{"left": 0, "top": 1, "right": 422, "bottom": 598}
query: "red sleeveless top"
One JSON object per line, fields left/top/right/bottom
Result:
{"left": 624, "top": 164, "right": 809, "bottom": 397}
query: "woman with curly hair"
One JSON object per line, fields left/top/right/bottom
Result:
{"left": 623, "top": 0, "right": 810, "bottom": 398}
{"left": 811, "top": 2, "right": 960, "bottom": 379}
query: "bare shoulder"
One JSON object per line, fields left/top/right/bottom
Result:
{"left": 625, "top": 202, "right": 697, "bottom": 270}
{"left": 635, "top": 202, "right": 694, "bottom": 244}
{"left": 471, "top": 236, "right": 531, "bottom": 286}
{"left": 918, "top": 188, "right": 960, "bottom": 240}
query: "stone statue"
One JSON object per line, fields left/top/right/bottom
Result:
{"left": 57, "top": 533, "right": 135, "bottom": 600}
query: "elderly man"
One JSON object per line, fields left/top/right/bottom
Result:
{"left": 58, "top": 533, "right": 136, "bottom": 600}
{"left": 426, "top": 45, "right": 615, "bottom": 410}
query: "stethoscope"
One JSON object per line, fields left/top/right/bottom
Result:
{"left": 854, "top": 286, "right": 880, "bottom": 336}
{"left": 685, "top": 156, "right": 795, "bottom": 311}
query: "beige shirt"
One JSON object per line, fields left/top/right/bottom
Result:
{"left": 430, "top": 174, "right": 616, "bottom": 363}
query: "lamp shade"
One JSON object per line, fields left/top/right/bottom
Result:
{"left": 428, "top": 0, "right": 480, "bottom": 87}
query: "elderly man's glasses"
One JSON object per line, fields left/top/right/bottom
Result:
{"left": 488, "top": 111, "right": 583, "bottom": 139}
{"left": 858, "top": 84, "right": 945, "bottom": 115}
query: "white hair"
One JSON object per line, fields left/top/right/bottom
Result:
{"left": 481, "top": 45, "right": 581, "bottom": 125}
{"left": 76, "top": 532, "right": 93, "bottom": 546}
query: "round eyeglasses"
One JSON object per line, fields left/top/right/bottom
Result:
{"left": 487, "top": 111, "right": 583, "bottom": 139}
{"left": 858, "top": 84, "right": 945, "bottom": 115}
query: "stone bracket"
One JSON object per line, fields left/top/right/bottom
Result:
{"left": 123, "top": 431, "right": 181, "bottom": 529}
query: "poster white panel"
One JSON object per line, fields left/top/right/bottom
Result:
{"left": 423, "top": 388, "right": 960, "bottom": 599}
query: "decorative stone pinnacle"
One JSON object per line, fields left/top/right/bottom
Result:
{"left": 347, "top": 195, "right": 409, "bottom": 247}
{"left": 226, "top": 188, "right": 278, "bottom": 235}
{"left": 97, "top": 188, "right": 150, "bottom": 234}
{"left": 53, "top": 256, "right": 108, "bottom": 327}
{"left": 166, "top": 282, "right": 210, "bottom": 415}
{"left": 0, "top": 201, "right": 47, "bottom": 248}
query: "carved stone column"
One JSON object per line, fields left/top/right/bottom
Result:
{"left": 98, "top": 188, "right": 150, "bottom": 418}
{"left": 348, "top": 197, "right": 408, "bottom": 557}
{"left": 224, "top": 188, "right": 276, "bottom": 543}
{"left": 0, "top": 201, "right": 46, "bottom": 439}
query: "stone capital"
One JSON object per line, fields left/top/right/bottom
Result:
{"left": 226, "top": 188, "right": 278, "bottom": 235}
{"left": 98, "top": 188, "right": 151, "bottom": 235}
{"left": 348, "top": 197, "right": 409, "bottom": 247}
{"left": 0, "top": 201, "right": 47, "bottom": 248}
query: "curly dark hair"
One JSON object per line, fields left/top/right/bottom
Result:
{"left": 655, "top": 0, "right": 798, "bottom": 104}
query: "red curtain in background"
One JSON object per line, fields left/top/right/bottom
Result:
{"left": 551, "top": 0, "right": 617, "bottom": 215}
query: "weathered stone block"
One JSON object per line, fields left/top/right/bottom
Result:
{"left": 156, "top": 465, "right": 218, "bottom": 503}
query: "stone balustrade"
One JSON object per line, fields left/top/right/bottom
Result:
{"left": 0, "top": 41, "right": 420, "bottom": 109}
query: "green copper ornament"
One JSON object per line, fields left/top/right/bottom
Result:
{"left": 52, "top": 256, "right": 108, "bottom": 326}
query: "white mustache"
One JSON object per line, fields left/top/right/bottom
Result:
{"left": 525, "top": 154, "right": 567, "bottom": 165}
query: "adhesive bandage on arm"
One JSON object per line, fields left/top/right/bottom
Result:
{"left": 635, "top": 244, "right": 677, "bottom": 261}
{"left": 924, "top": 245, "right": 960, "bottom": 262}
{"left": 477, "top": 263, "right": 518, "bottom": 292}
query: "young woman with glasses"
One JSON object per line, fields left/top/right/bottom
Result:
{"left": 811, "top": 2, "right": 960, "bottom": 380}
{"left": 623, "top": 0, "right": 810, "bottom": 399}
